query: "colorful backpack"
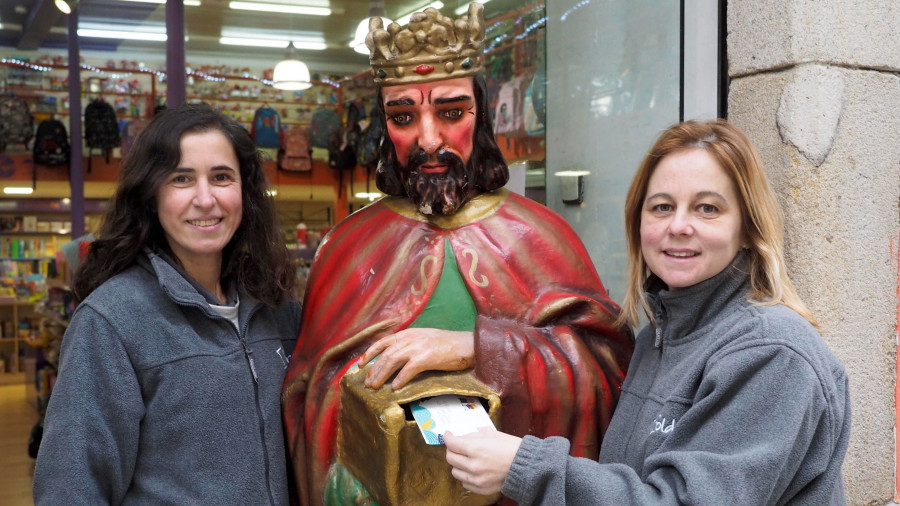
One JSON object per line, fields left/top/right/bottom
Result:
{"left": 278, "top": 127, "right": 312, "bottom": 172}
{"left": 309, "top": 108, "right": 341, "bottom": 149}
{"left": 251, "top": 106, "right": 282, "bottom": 149}
{"left": 32, "top": 119, "right": 70, "bottom": 166}
{"left": 84, "top": 99, "right": 121, "bottom": 171}
{"left": 0, "top": 94, "right": 35, "bottom": 152}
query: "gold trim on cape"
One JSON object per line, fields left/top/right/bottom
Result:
{"left": 380, "top": 188, "right": 510, "bottom": 229}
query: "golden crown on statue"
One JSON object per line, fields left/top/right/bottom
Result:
{"left": 365, "top": 2, "right": 486, "bottom": 86}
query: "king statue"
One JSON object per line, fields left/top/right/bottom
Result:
{"left": 283, "top": 3, "right": 634, "bottom": 505}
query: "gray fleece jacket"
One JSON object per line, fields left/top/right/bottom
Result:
{"left": 33, "top": 251, "right": 301, "bottom": 505}
{"left": 503, "top": 254, "right": 850, "bottom": 505}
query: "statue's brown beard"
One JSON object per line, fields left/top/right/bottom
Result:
{"left": 403, "top": 148, "right": 473, "bottom": 215}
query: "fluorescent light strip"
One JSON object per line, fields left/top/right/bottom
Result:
{"left": 114, "top": 0, "right": 201, "bottom": 5}
{"left": 395, "top": 1, "right": 444, "bottom": 26}
{"left": 219, "top": 37, "right": 326, "bottom": 50}
{"left": 219, "top": 37, "right": 287, "bottom": 48}
{"left": 78, "top": 28, "right": 167, "bottom": 41}
{"left": 228, "top": 1, "right": 330, "bottom": 16}
{"left": 221, "top": 27, "right": 324, "bottom": 40}
{"left": 220, "top": 28, "right": 326, "bottom": 49}
{"left": 3, "top": 187, "right": 34, "bottom": 195}
{"left": 288, "top": 40, "right": 326, "bottom": 50}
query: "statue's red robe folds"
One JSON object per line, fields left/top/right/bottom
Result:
{"left": 283, "top": 189, "right": 634, "bottom": 505}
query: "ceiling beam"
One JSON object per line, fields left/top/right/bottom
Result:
{"left": 18, "top": 0, "right": 63, "bottom": 50}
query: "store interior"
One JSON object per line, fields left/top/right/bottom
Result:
{"left": 0, "top": 0, "right": 547, "bottom": 399}
{"left": 0, "top": 3, "right": 552, "bottom": 504}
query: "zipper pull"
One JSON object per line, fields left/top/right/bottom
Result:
{"left": 654, "top": 326, "right": 662, "bottom": 348}
{"left": 246, "top": 348, "right": 259, "bottom": 383}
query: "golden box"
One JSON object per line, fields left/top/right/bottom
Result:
{"left": 338, "top": 367, "right": 502, "bottom": 506}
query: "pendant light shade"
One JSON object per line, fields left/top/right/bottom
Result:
{"left": 350, "top": 0, "right": 391, "bottom": 55}
{"left": 272, "top": 42, "right": 312, "bottom": 90}
{"left": 55, "top": 0, "right": 79, "bottom": 14}
{"left": 351, "top": 16, "right": 392, "bottom": 54}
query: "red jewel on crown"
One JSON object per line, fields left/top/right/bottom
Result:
{"left": 413, "top": 65, "right": 435, "bottom": 75}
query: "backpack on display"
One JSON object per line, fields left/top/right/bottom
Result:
{"left": 84, "top": 99, "right": 121, "bottom": 171}
{"left": 0, "top": 94, "right": 35, "bottom": 152}
{"left": 120, "top": 118, "right": 148, "bottom": 159}
{"left": 327, "top": 130, "right": 357, "bottom": 170}
{"left": 251, "top": 106, "right": 282, "bottom": 149}
{"left": 357, "top": 105, "right": 384, "bottom": 169}
{"left": 309, "top": 107, "right": 341, "bottom": 149}
{"left": 278, "top": 127, "right": 313, "bottom": 172}
{"left": 32, "top": 119, "right": 70, "bottom": 166}
{"left": 327, "top": 104, "right": 363, "bottom": 197}
{"left": 327, "top": 103, "right": 361, "bottom": 171}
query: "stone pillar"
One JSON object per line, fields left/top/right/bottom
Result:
{"left": 727, "top": 1, "right": 900, "bottom": 503}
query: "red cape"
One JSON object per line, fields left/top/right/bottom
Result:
{"left": 284, "top": 189, "right": 633, "bottom": 505}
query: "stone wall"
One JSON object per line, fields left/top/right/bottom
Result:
{"left": 728, "top": 1, "right": 900, "bottom": 503}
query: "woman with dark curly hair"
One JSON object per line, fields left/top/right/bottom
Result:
{"left": 34, "top": 103, "right": 301, "bottom": 505}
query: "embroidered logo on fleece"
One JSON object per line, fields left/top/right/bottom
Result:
{"left": 652, "top": 414, "right": 676, "bottom": 435}
{"left": 276, "top": 346, "right": 291, "bottom": 369}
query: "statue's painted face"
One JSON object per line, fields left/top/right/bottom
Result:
{"left": 382, "top": 77, "right": 478, "bottom": 215}
{"left": 382, "top": 77, "right": 476, "bottom": 168}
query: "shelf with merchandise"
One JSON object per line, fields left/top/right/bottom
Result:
{"left": 183, "top": 75, "right": 343, "bottom": 133}
{"left": 0, "top": 255, "right": 70, "bottom": 400}
{"left": 0, "top": 231, "right": 71, "bottom": 237}
{"left": 24, "top": 285, "right": 72, "bottom": 411}
{"left": 0, "top": 59, "right": 160, "bottom": 124}
{"left": 0, "top": 295, "right": 42, "bottom": 382}
{"left": 0, "top": 59, "right": 352, "bottom": 133}
{"left": 0, "top": 217, "right": 105, "bottom": 297}
{"left": 0, "top": 209, "right": 82, "bottom": 288}
{"left": 0, "top": 233, "right": 61, "bottom": 260}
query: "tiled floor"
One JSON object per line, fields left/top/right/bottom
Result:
{"left": 0, "top": 378, "right": 38, "bottom": 506}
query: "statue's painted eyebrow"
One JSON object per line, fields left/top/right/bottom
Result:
{"left": 385, "top": 97, "right": 416, "bottom": 107}
{"left": 433, "top": 95, "right": 472, "bottom": 105}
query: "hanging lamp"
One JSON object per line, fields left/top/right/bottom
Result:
{"left": 273, "top": 42, "right": 312, "bottom": 90}
{"left": 350, "top": 0, "right": 392, "bottom": 54}
{"left": 55, "top": 0, "right": 79, "bottom": 14}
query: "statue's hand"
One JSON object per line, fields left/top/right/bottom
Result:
{"left": 358, "top": 329, "right": 475, "bottom": 390}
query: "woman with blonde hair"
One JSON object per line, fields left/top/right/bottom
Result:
{"left": 443, "top": 119, "right": 850, "bottom": 505}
